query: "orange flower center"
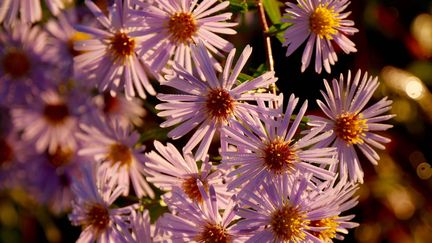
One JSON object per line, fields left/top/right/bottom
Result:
{"left": 334, "top": 112, "right": 367, "bottom": 145}
{"left": 47, "top": 147, "right": 73, "bottom": 168}
{"left": 181, "top": 175, "right": 208, "bottom": 203}
{"left": 168, "top": 12, "right": 197, "bottom": 43}
{"left": 2, "top": 49, "right": 31, "bottom": 78}
{"left": 43, "top": 103, "right": 70, "bottom": 125}
{"left": 205, "top": 88, "right": 235, "bottom": 122}
{"left": 107, "top": 143, "right": 133, "bottom": 167}
{"left": 0, "top": 139, "right": 13, "bottom": 166}
{"left": 271, "top": 204, "right": 309, "bottom": 241}
{"left": 102, "top": 92, "right": 120, "bottom": 114}
{"left": 109, "top": 32, "right": 135, "bottom": 61}
{"left": 263, "top": 138, "right": 297, "bottom": 174}
{"left": 196, "top": 223, "right": 231, "bottom": 243}
{"left": 86, "top": 203, "right": 110, "bottom": 232}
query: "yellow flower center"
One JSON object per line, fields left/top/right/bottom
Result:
{"left": 107, "top": 143, "right": 133, "bottom": 167}
{"left": 168, "top": 12, "right": 197, "bottom": 43}
{"left": 196, "top": 223, "right": 231, "bottom": 243}
{"left": 181, "top": 175, "right": 209, "bottom": 203}
{"left": 335, "top": 112, "right": 367, "bottom": 145}
{"left": 271, "top": 203, "right": 309, "bottom": 241}
{"left": 309, "top": 216, "right": 340, "bottom": 241}
{"left": 309, "top": 5, "right": 340, "bottom": 39}
{"left": 86, "top": 203, "right": 110, "bottom": 232}
{"left": 109, "top": 32, "right": 135, "bottom": 61}
{"left": 2, "top": 49, "right": 31, "bottom": 78}
{"left": 205, "top": 88, "right": 235, "bottom": 122}
{"left": 43, "top": 103, "right": 70, "bottom": 125}
{"left": 262, "top": 138, "right": 298, "bottom": 174}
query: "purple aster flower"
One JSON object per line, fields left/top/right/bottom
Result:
{"left": 130, "top": 209, "right": 153, "bottom": 242}
{"left": 0, "top": 21, "right": 57, "bottom": 104}
{"left": 12, "top": 89, "right": 84, "bottom": 154}
{"left": 45, "top": 10, "right": 91, "bottom": 76}
{"left": 69, "top": 164, "right": 134, "bottom": 243}
{"left": 133, "top": 0, "right": 237, "bottom": 73}
{"left": 0, "top": 0, "right": 72, "bottom": 24}
{"left": 74, "top": 0, "right": 156, "bottom": 99}
{"left": 30, "top": 145, "right": 83, "bottom": 214}
{"left": 77, "top": 114, "right": 154, "bottom": 198}
{"left": 283, "top": 0, "right": 358, "bottom": 73}
{"left": 306, "top": 176, "right": 359, "bottom": 241}
{"left": 156, "top": 42, "right": 278, "bottom": 161}
{"left": 309, "top": 70, "right": 395, "bottom": 183}
{"left": 145, "top": 140, "right": 231, "bottom": 206}
{"left": 93, "top": 91, "right": 147, "bottom": 128}
{"left": 156, "top": 183, "right": 242, "bottom": 242}
{"left": 222, "top": 93, "right": 337, "bottom": 192}
{"left": 233, "top": 176, "right": 357, "bottom": 243}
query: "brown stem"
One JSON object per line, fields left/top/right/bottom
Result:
{"left": 257, "top": 0, "right": 277, "bottom": 96}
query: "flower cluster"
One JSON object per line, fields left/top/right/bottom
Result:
{"left": 0, "top": 0, "right": 394, "bottom": 242}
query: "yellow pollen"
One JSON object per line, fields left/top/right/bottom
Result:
{"left": 68, "top": 31, "right": 91, "bottom": 56}
{"left": 107, "top": 143, "right": 133, "bottom": 167}
{"left": 2, "top": 49, "right": 31, "bottom": 78}
{"left": 309, "top": 216, "right": 340, "bottom": 241}
{"left": 271, "top": 203, "right": 309, "bottom": 241}
{"left": 86, "top": 203, "right": 110, "bottom": 232}
{"left": 181, "top": 175, "right": 209, "bottom": 203}
{"left": 335, "top": 112, "right": 367, "bottom": 145}
{"left": 262, "top": 138, "right": 297, "bottom": 174}
{"left": 309, "top": 5, "right": 340, "bottom": 39}
{"left": 43, "top": 103, "right": 70, "bottom": 125}
{"left": 196, "top": 223, "right": 231, "bottom": 243}
{"left": 205, "top": 88, "right": 235, "bottom": 122}
{"left": 109, "top": 32, "right": 135, "bottom": 61}
{"left": 168, "top": 12, "right": 197, "bottom": 43}
{"left": 47, "top": 147, "right": 73, "bottom": 168}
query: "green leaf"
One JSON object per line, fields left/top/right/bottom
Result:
{"left": 229, "top": 0, "right": 249, "bottom": 13}
{"left": 138, "top": 127, "right": 169, "bottom": 143}
{"left": 263, "top": 0, "right": 282, "bottom": 24}
{"left": 237, "top": 73, "right": 255, "bottom": 83}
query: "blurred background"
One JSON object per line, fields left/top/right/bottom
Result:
{"left": 1, "top": 0, "right": 432, "bottom": 242}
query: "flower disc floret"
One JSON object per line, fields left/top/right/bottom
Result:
{"left": 109, "top": 32, "right": 135, "bottom": 60}
{"left": 47, "top": 147, "right": 73, "bottom": 167}
{"left": 182, "top": 175, "right": 209, "bottom": 203}
{"left": 0, "top": 139, "right": 13, "bottom": 166}
{"left": 309, "top": 216, "right": 340, "bottom": 241}
{"left": 197, "top": 223, "right": 231, "bottom": 243}
{"left": 168, "top": 12, "right": 197, "bottom": 44}
{"left": 43, "top": 103, "right": 70, "bottom": 125}
{"left": 86, "top": 203, "right": 110, "bottom": 232}
{"left": 335, "top": 112, "right": 367, "bottom": 145}
{"left": 309, "top": 5, "right": 340, "bottom": 39}
{"left": 263, "top": 139, "right": 297, "bottom": 174}
{"left": 2, "top": 49, "right": 31, "bottom": 78}
{"left": 205, "top": 88, "right": 235, "bottom": 122}
{"left": 271, "top": 204, "right": 309, "bottom": 241}
{"left": 107, "top": 143, "right": 132, "bottom": 167}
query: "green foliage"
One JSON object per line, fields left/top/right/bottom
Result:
{"left": 229, "top": 0, "right": 254, "bottom": 13}
{"left": 262, "top": 0, "right": 282, "bottom": 24}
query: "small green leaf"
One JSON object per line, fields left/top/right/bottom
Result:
{"left": 263, "top": 0, "right": 282, "bottom": 24}
{"left": 138, "top": 127, "right": 169, "bottom": 143}
{"left": 229, "top": 0, "right": 249, "bottom": 13}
